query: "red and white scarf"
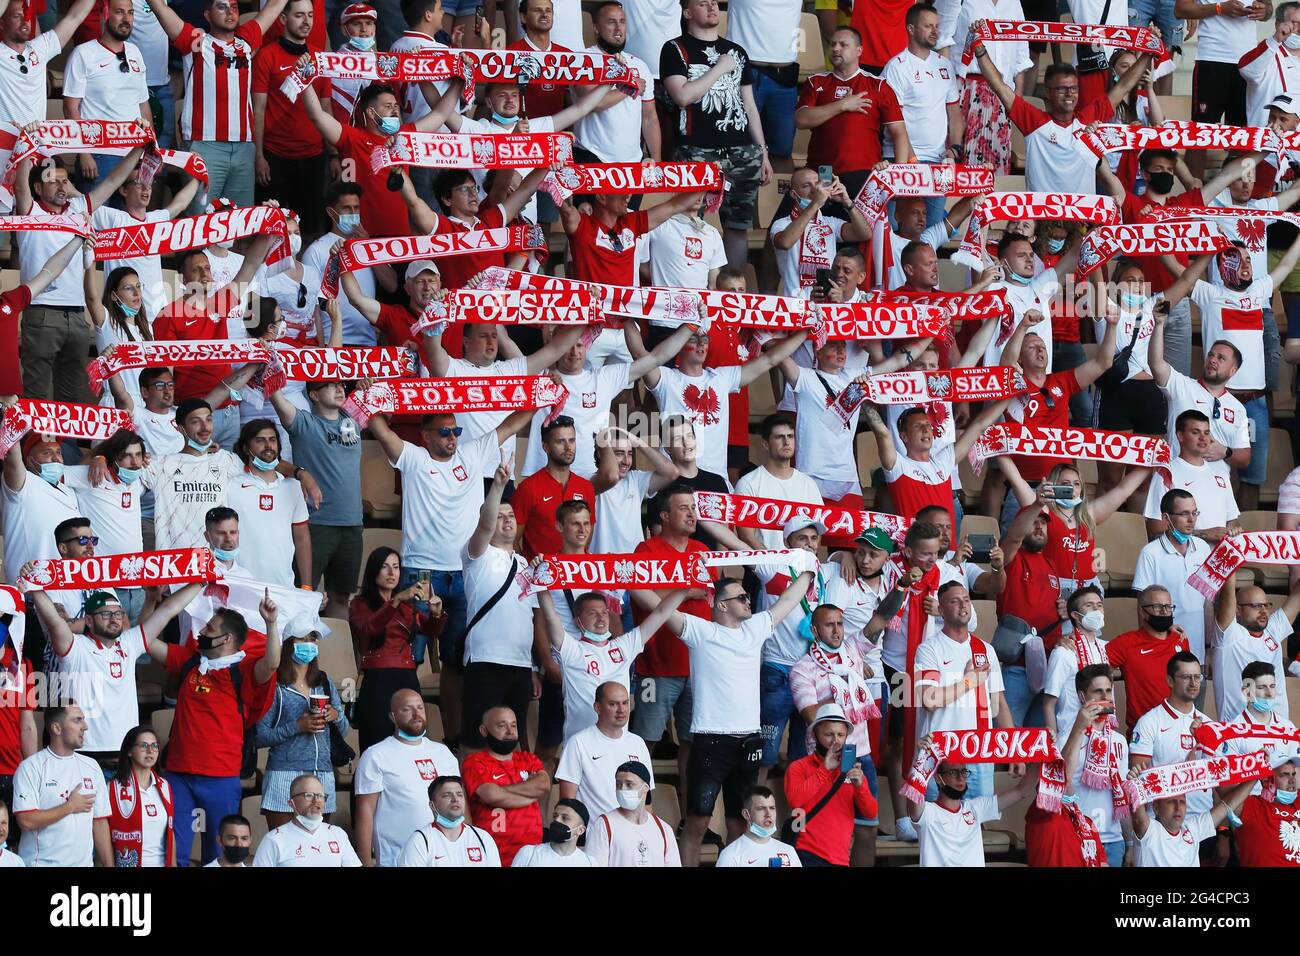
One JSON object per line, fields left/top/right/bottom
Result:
{"left": 797, "top": 213, "right": 837, "bottom": 288}
{"left": 1074, "top": 629, "right": 1110, "bottom": 668}
{"left": 901, "top": 728, "right": 1061, "bottom": 804}
{"left": 279, "top": 48, "right": 466, "bottom": 102}
{"left": 1079, "top": 121, "right": 1281, "bottom": 159}
{"left": 107, "top": 771, "right": 175, "bottom": 869}
{"left": 969, "top": 423, "right": 1173, "bottom": 484}
{"left": 0, "top": 400, "right": 133, "bottom": 458}
{"left": 0, "top": 119, "right": 156, "bottom": 202}
{"left": 954, "top": 192, "right": 1120, "bottom": 269}
{"left": 411, "top": 288, "right": 599, "bottom": 336}
{"left": 370, "top": 130, "right": 574, "bottom": 172}
{"left": 323, "top": 229, "right": 546, "bottom": 298}
{"left": 18, "top": 548, "right": 218, "bottom": 592}
{"left": 853, "top": 164, "right": 995, "bottom": 222}
{"left": 542, "top": 161, "right": 724, "bottom": 210}
{"left": 816, "top": 301, "right": 949, "bottom": 342}
{"left": 809, "top": 639, "right": 880, "bottom": 729}
{"left": 254, "top": 346, "right": 417, "bottom": 397}
{"left": 1077, "top": 221, "right": 1231, "bottom": 278}
{"left": 150, "top": 147, "right": 210, "bottom": 186}
{"left": 1081, "top": 715, "right": 1129, "bottom": 818}
{"left": 1123, "top": 749, "right": 1274, "bottom": 805}
{"left": 342, "top": 375, "right": 569, "bottom": 428}
{"left": 698, "top": 548, "right": 822, "bottom": 577}
{"left": 1186, "top": 532, "right": 1300, "bottom": 600}
{"left": 1193, "top": 718, "right": 1300, "bottom": 753}
{"left": 0, "top": 211, "right": 93, "bottom": 236}
{"left": 515, "top": 552, "right": 712, "bottom": 598}
{"left": 93, "top": 205, "right": 292, "bottom": 274}
{"left": 833, "top": 366, "right": 1029, "bottom": 425}
{"left": 693, "top": 491, "right": 911, "bottom": 543}
{"left": 960, "top": 20, "right": 1166, "bottom": 66}
{"left": 465, "top": 47, "right": 641, "bottom": 95}
{"left": 865, "top": 287, "right": 1009, "bottom": 324}
{"left": 1064, "top": 800, "right": 1105, "bottom": 866}
{"left": 1142, "top": 202, "right": 1300, "bottom": 231}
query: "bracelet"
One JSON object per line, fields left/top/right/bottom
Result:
{"left": 962, "top": 677, "right": 974, "bottom": 690}
{"left": 293, "top": 466, "right": 306, "bottom": 479}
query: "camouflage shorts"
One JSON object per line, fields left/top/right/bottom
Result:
{"left": 674, "top": 143, "right": 765, "bottom": 231}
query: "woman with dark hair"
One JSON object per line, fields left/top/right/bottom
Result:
{"left": 349, "top": 546, "right": 445, "bottom": 752}
{"left": 108, "top": 726, "right": 175, "bottom": 867}
{"left": 255, "top": 617, "right": 350, "bottom": 829}
{"left": 84, "top": 262, "right": 150, "bottom": 410}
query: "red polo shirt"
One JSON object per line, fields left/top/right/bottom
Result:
{"left": 632, "top": 535, "right": 714, "bottom": 678}
{"left": 336, "top": 122, "right": 413, "bottom": 237}
{"left": 0, "top": 646, "right": 32, "bottom": 775}
{"left": 1104, "top": 628, "right": 1191, "bottom": 733}
{"left": 511, "top": 468, "right": 596, "bottom": 559}
{"left": 152, "top": 287, "right": 242, "bottom": 406}
{"left": 461, "top": 748, "right": 545, "bottom": 867}
{"left": 252, "top": 38, "right": 333, "bottom": 158}
{"left": 164, "top": 644, "right": 275, "bottom": 777}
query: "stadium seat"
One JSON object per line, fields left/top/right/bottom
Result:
{"left": 1236, "top": 511, "right": 1286, "bottom": 589}
{"left": 654, "top": 782, "right": 683, "bottom": 830}
{"left": 796, "top": 12, "right": 824, "bottom": 74}
{"left": 45, "top": 98, "right": 63, "bottom": 120}
{"left": 959, "top": 513, "right": 999, "bottom": 544}
{"left": 361, "top": 439, "right": 400, "bottom": 520}
{"left": 854, "top": 431, "right": 883, "bottom": 492}
{"left": 320, "top": 617, "right": 358, "bottom": 686}
{"left": 242, "top": 794, "right": 269, "bottom": 845}
{"left": 971, "top": 599, "right": 996, "bottom": 641}
{"left": 748, "top": 367, "right": 779, "bottom": 418}
{"left": 756, "top": 176, "right": 787, "bottom": 230}
{"left": 0, "top": 269, "right": 18, "bottom": 292}
{"left": 1094, "top": 511, "right": 1145, "bottom": 589}
{"left": 1105, "top": 596, "right": 1138, "bottom": 636}
{"left": 1289, "top": 677, "right": 1300, "bottom": 726}
{"left": 1162, "top": 95, "right": 1193, "bottom": 122}
{"left": 1260, "top": 428, "right": 1294, "bottom": 507}
{"left": 151, "top": 707, "right": 175, "bottom": 750}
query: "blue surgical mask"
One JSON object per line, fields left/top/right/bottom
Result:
{"left": 377, "top": 115, "right": 401, "bottom": 135}
{"left": 337, "top": 213, "right": 361, "bottom": 236}
{"left": 1121, "top": 291, "right": 1147, "bottom": 309}
{"left": 1286, "top": 32, "right": 1300, "bottom": 50}
{"left": 116, "top": 466, "right": 141, "bottom": 484}
{"left": 1046, "top": 237, "right": 1065, "bottom": 253}
{"left": 435, "top": 813, "right": 464, "bottom": 828}
{"left": 1005, "top": 270, "right": 1032, "bottom": 285}
{"left": 349, "top": 35, "right": 376, "bottom": 50}
{"left": 1055, "top": 496, "right": 1082, "bottom": 509}
{"left": 396, "top": 728, "right": 423, "bottom": 742}
{"left": 212, "top": 546, "right": 239, "bottom": 563}
{"left": 815, "top": 640, "right": 841, "bottom": 655}
{"left": 252, "top": 456, "right": 279, "bottom": 472}
{"left": 39, "top": 461, "right": 63, "bottom": 485}
{"left": 1170, "top": 528, "right": 1191, "bottom": 544}
{"left": 186, "top": 437, "right": 212, "bottom": 453}
{"left": 114, "top": 296, "right": 140, "bottom": 318}
{"left": 1275, "top": 788, "right": 1298, "bottom": 806}
{"left": 291, "top": 642, "right": 319, "bottom": 664}
{"left": 1251, "top": 696, "right": 1276, "bottom": 713}
{"left": 1061, "top": 792, "right": 1080, "bottom": 806}
{"left": 748, "top": 821, "right": 777, "bottom": 839}
{"left": 490, "top": 111, "right": 516, "bottom": 126}
{"left": 793, "top": 194, "right": 811, "bottom": 212}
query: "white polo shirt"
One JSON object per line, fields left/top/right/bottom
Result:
{"left": 353, "top": 736, "right": 459, "bottom": 867}
{"left": 1133, "top": 534, "right": 1213, "bottom": 661}
{"left": 252, "top": 821, "right": 362, "bottom": 867}
{"left": 0, "top": 32, "right": 60, "bottom": 125}
{"left": 20, "top": 196, "right": 89, "bottom": 307}
{"left": 554, "top": 627, "right": 647, "bottom": 741}
{"left": 916, "top": 795, "right": 1000, "bottom": 867}
{"left": 61, "top": 467, "right": 143, "bottom": 557}
{"left": 13, "top": 747, "right": 111, "bottom": 867}
{"left": 554, "top": 722, "right": 654, "bottom": 816}
{"left": 1, "top": 474, "right": 80, "bottom": 584}
{"left": 131, "top": 406, "right": 184, "bottom": 456}
{"left": 511, "top": 842, "right": 598, "bottom": 866}
{"left": 62, "top": 39, "right": 149, "bottom": 121}
{"left": 1131, "top": 701, "right": 1214, "bottom": 816}
{"left": 734, "top": 466, "right": 824, "bottom": 550}
{"left": 591, "top": 469, "right": 652, "bottom": 556}
{"left": 396, "top": 823, "right": 501, "bottom": 867}
{"left": 461, "top": 544, "right": 536, "bottom": 668}
{"left": 881, "top": 48, "right": 959, "bottom": 163}
{"left": 573, "top": 46, "right": 654, "bottom": 162}
{"left": 1142, "top": 456, "right": 1239, "bottom": 532}
{"left": 678, "top": 611, "right": 771, "bottom": 735}
{"left": 1158, "top": 370, "right": 1250, "bottom": 460}
{"left": 1211, "top": 610, "right": 1290, "bottom": 724}
{"left": 622, "top": 0, "right": 679, "bottom": 78}
{"left": 521, "top": 363, "right": 631, "bottom": 480}
{"left": 914, "top": 632, "right": 1004, "bottom": 737}
{"left": 396, "top": 434, "right": 498, "bottom": 571}
{"left": 1138, "top": 812, "right": 1215, "bottom": 867}
{"left": 59, "top": 627, "right": 148, "bottom": 754}
{"left": 715, "top": 834, "right": 802, "bottom": 867}
{"left": 644, "top": 215, "right": 728, "bottom": 290}
{"left": 225, "top": 470, "right": 309, "bottom": 588}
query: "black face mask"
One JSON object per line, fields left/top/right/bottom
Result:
{"left": 939, "top": 784, "right": 966, "bottom": 801}
{"left": 486, "top": 734, "right": 517, "bottom": 756}
{"left": 221, "top": 844, "right": 250, "bottom": 864}
{"left": 814, "top": 743, "right": 829, "bottom": 757}
{"left": 196, "top": 633, "right": 224, "bottom": 651}
{"left": 1146, "top": 171, "right": 1175, "bottom": 195}
{"left": 1146, "top": 613, "right": 1175, "bottom": 633}
{"left": 545, "top": 821, "right": 572, "bottom": 844}
{"left": 595, "top": 36, "right": 624, "bottom": 54}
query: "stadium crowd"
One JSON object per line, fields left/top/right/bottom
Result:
{"left": 2, "top": 0, "right": 1300, "bottom": 870}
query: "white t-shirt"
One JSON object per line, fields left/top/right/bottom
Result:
{"left": 138, "top": 450, "right": 243, "bottom": 550}
{"left": 727, "top": 0, "right": 801, "bottom": 62}
{"left": 883, "top": 220, "right": 951, "bottom": 290}
{"left": 880, "top": 559, "right": 971, "bottom": 671}
{"left": 0, "top": 32, "right": 61, "bottom": 125}
{"left": 916, "top": 795, "right": 1000, "bottom": 867}
{"left": 20, "top": 196, "right": 89, "bottom": 307}
{"left": 522, "top": 363, "right": 630, "bottom": 479}
{"left": 914, "top": 632, "right": 1004, "bottom": 737}
{"left": 62, "top": 39, "right": 149, "bottom": 121}
{"left": 1069, "top": 728, "right": 1130, "bottom": 842}
{"left": 252, "top": 821, "right": 363, "bottom": 867}
{"left": 353, "top": 736, "right": 460, "bottom": 867}
{"left": 396, "top": 435, "right": 498, "bottom": 571}
{"left": 1142, "top": 456, "right": 1239, "bottom": 531}
{"left": 136, "top": 780, "right": 168, "bottom": 867}
{"left": 789, "top": 365, "right": 860, "bottom": 484}
{"left": 224, "top": 471, "right": 308, "bottom": 588}
{"left": 512, "top": 842, "right": 598, "bottom": 866}
{"left": 454, "top": 115, "right": 557, "bottom": 222}
{"left": 555, "top": 627, "right": 647, "bottom": 741}
{"left": 1193, "top": 0, "right": 1258, "bottom": 62}
{"left": 1158, "top": 369, "right": 1251, "bottom": 460}
{"left": 573, "top": 47, "right": 654, "bottom": 162}
{"left": 592, "top": 469, "right": 652, "bottom": 555}
{"left": 623, "top": 0, "right": 680, "bottom": 78}
{"left": 396, "top": 823, "right": 501, "bottom": 867}
{"left": 1, "top": 474, "right": 81, "bottom": 585}
{"left": 585, "top": 810, "right": 681, "bottom": 866}
{"left": 1138, "top": 811, "right": 1214, "bottom": 867}
{"left": 1042, "top": 637, "right": 1107, "bottom": 734}
{"left": 1211, "top": 610, "right": 1290, "bottom": 723}
{"left": 304, "top": 232, "right": 377, "bottom": 345}
{"left": 461, "top": 544, "right": 536, "bottom": 668}
{"left": 554, "top": 722, "right": 654, "bottom": 816}
{"left": 90, "top": 207, "right": 173, "bottom": 319}
{"left": 770, "top": 213, "right": 847, "bottom": 299}
{"left": 1133, "top": 534, "right": 1213, "bottom": 662}
{"left": 62, "top": 468, "right": 143, "bottom": 557}
{"left": 59, "top": 627, "right": 148, "bottom": 754}
{"left": 715, "top": 834, "right": 802, "bottom": 867}
{"left": 13, "top": 748, "right": 111, "bottom": 867}
{"left": 1013, "top": 99, "right": 1105, "bottom": 195}
{"left": 132, "top": 406, "right": 184, "bottom": 457}
{"left": 443, "top": 355, "right": 530, "bottom": 447}
{"left": 131, "top": 0, "right": 168, "bottom": 85}
{"left": 644, "top": 216, "right": 728, "bottom": 290}
{"left": 1192, "top": 277, "right": 1272, "bottom": 390}
{"left": 1131, "top": 701, "right": 1214, "bottom": 816}
{"left": 649, "top": 365, "right": 743, "bottom": 476}
{"left": 679, "top": 611, "right": 771, "bottom": 735}
{"left": 1066, "top": 0, "right": 1130, "bottom": 62}
{"left": 985, "top": 272, "right": 1059, "bottom": 369}
{"left": 734, "top": 466, "right": 824, "bottom": 550}
{"left": 1097, "top": 304, "right": 1154, "bottom": 381}
{"left": 881, "top": 48, "right": 959, "bottom": 163}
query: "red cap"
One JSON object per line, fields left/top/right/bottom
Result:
{"left": 19, "top": 432, "right": 56, "bottom": 458}
{"left": 341, "top": 3, "right": 377, "bottom": 22}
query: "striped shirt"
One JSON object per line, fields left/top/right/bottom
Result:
{"left": 174, "top": 20, "right": 263, "bottom": 142}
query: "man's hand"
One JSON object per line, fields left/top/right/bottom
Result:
{"left": 846, "top": 764, "right": 866, "bottom": 787}
{"left": 822, "top": 741, "right": 841, "bottom": 771}
{"left": 255, "top": 154, "right": 271, "bottom": 187}
{"left": 953, "top": 535, "right": 974, "bottom": 566}
{"left": 838, "top": 91, "right": 872, "bottom": 115}
{"left": 1220, "top": 0, "right": 1251, "bottom": 15}
{"left": 716, "top": 51, "right": 739, "bottom": 74}
{"left": 65, "top": 784, "right": 95, "bottom": 814}
{"left": 1075, "top": 700, "right": 1108, "bottom": 729}
{"left": 988, "top": 544, "right": 1005, "bottom": 572}
{"left": 922, "top": 592, "right": 940, "bottom": 616}
{"left": 531, "top": 671, "right": 542, "bottom": 699}
{"left": 493, "top": 449, "right": 513, "bottom": 488}
{"left": 963, "top": 655, "right": 989, "bottom": 687}
{"left": 298, "top": 470, "right": 323, "bottom": 509}
{"left": 259, "top": 587, "right": 278, "bottom": 625}
{"left": 77, "top": 154, "right": 98, "bottom": 180}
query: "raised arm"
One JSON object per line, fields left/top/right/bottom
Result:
{"left": 768, "top": 569, "right": 816, "bottom": 628}
{"left": 24, "top": 588, "right": 77, "bottom": 659}
{"left": 1071, "top": 307, "right": 1120, "bottom": 389}
{"left": 139, "top": 582, "right": 204, "bottom": 647}
{"left": 633, "top": 589, "right": 689, "bottom": 641}
{"left": 738, "top": 331, "right": 808, "bottom": 386}
{"left": 298, "top": 75, "right": 344, "bottom": 146}
{"left": 165, "top": 175, "right": 201, "bottom": 219}
{"left": 33, "top": 236, "right": 86, "bottom": 302}
{"left": 1147, "top": 301, "right": 1173, "bottom": 386}
{"left": 253, "top": 0, "right": 292, "bottom": 35}
{"left": 645, "top": 190, "right": 707, "bottom": 233}
{"left": 1089, "top": 467, "right": 1153, "bottom": 523}
{"left": 1270, "top": 230, "right": 1300, "bottom": 287}
{"left": 341, "top": 267, "right": 382, "bottom": 326}
{"left": 525, "top": 326, "right": 584, "bottom": 375}
{"left": 1164, "top": 253, "right": 1214, "bottom": 308}
{"left": 468, "top": 454, "right": 511, "bottom": 559}
{"left": 971, "top": 32, "right": 1018, "bottom": 113}
{"left": 86, "top": 145, "right": 145, "bottom": 213}
{"left": 252, "top": 589, "right": 282, "bottom": 684}
{"left": 1214, "top": 577, "right": 1239, "bottom": 630}
{"left": 145, "top": 0, "right": 189, "bottom": 39}
{"left": 52, "top": 0, "right": 97, "bottom": 46}
{"left": 366, "top": 413, "right": 407, "bottom": 465}
{"left": 549, "top": 85, "right": 611, "bottom": 131}
{"left": 1096, "top": 158, "right": 1128, "bottom": 206}
{"left": 862, "top": 404, "right": 898, "bottom": 471}
{"left": 535, "top": 589, "right": 568, "bottom": 652}
{"left": 414, "top": 77, "right": 469, "bottom": 132}
{"left": 1107, "top": 52, "right": 1153, "bottom": 109}
{"left": 627, "top": 322, "right": 696, "bottom": 384}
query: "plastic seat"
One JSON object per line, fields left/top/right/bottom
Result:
{"left": 796, "top": 12, "right": 825, "bottom": 74}
{"left": 1095, "top": 511, "right": 1146, "bottom": 589}
{"left": 1260, "top": 429, "right": 1294, "bottom": 507}
{"left": 1104, "top": 596, "right": 1138, "bottom": 636}
{"left": 971, "top": 600, "right": 996, "bottom": 642}
{"left": 151, "top": 707, "right": 175, "bottom": 749}
{"left": 319, "top": 616, "right": 358, "bottom": 686}
{"left": 360, "top": 440, "right": 400, "bottom": 521}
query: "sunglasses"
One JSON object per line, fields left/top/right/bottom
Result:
{"left": 15, "top": 52, "right": 26, "bottom": 74}
{"left": 115, "top": 48, "right": 129, "bottom": 73}
{"left": 436, "top": 426, "right": 463, "bottom": 438}
{"left": 297, "top": 283, "right": 308, "bottom": 310}
{"left": 606, "top": 230, "right": 624, "bottom": 253}
{"left": 61, "top": 535, "right": 99, "bottom": 547}
{"left": 1211, "top": 396, "right": 1221, "bottom": 421}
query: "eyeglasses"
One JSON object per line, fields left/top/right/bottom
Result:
{"left": 150, "top": 380, "right": 175, "bottom": 390}
{"left": 435, "top": 426, "right": 463, "bottom": 438}
{"left": 93, "top": 609, "right": 126, "bottom": 620}
{"left": 450, "top": 184, "right": 478, "bottom": 195}
{"left": 135, "top": 741, "right": 160, "bottom": 751}
{"left": 115, "top": 48, "right": 129, "bottom": 73}
{"left": 1167, "top": 510, "right": 1199, "bottom": 519}
{"left": 1241, "top": 602, "right": 1271, "bottom": 610}
{"left": 15, "top": 52, "right": 27, "bottom": 75}
{"left": 1142, "top": 603, "right": 1176, "bottom": 613}
{"left": 290, "top": 791, "right": 326, "bottom": 802}
{"left": 1047, "top": 85, "right": 1078, "bottom": 94}
{"left": 1173, "top": 673, "right": 1203, "bottom": 683}
{"left": 940, "top": 768, "right": 971, "bottom": 779}
{"left": 60, "top": 535, "right": 99, "bottom": 547}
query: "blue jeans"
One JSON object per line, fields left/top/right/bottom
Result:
{"left": 1264, "top": 306, "right": 1281, "bottom": 392}
{"left": 855, "top": 755, "right": 880, "bottom": 826}
{"left": 759, "top": 663, "right": 807, "bottom": 766}
{"left": 212, "top": 403, "right": 240, "bottom": 452}
{"left": 1241, "top": 395, "right": 1269, "bottom": 487}
{"left": 750, "top": 69, "right": 798, "bottom": 158}
{"left": 167, "top": 771, "right": 242, "bottom": 865}
{"left": 1103, "top": 839, "right": 1126, "bottom": 867}
{"left": 1128, "top": 0, "right": 1184, "bottom": 51}
{"left": 925, "top": 762, "right": 994, "bottom": 801}
{"left": 187, "top": 140, "right": 255, "bottom": 214}
{"left": 151, "top": 82, "right": 176, "bottom": 149}
{"left": 1002, "top": 664, "right": 1036, "bottom": 726}
{"left": 73, "top": 153, "right": 124, "bottom": 195}
{"left": 401, "top": 567, "right": 467, "bottom": 668}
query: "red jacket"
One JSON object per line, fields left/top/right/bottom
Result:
{"left": 783, "top": 754, "right": 878, "bottom": 866}
{"left": 349, "top": 597, "right": 445, "bottom": 671}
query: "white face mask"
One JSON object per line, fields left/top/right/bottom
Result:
{"left": 1285, "top": 31, "right": 1300, "bottom": 50}
{"left": 295, "top": 813, "right": 323, "bottom": 831}
{"left": 289, "top": 233, "right": 302, "bottom": 256}
{"left": 1079, "top": 609, "right": 1105, "bottom": 633}
{"left": 616, "top": 788, "right": 643, "bottom": 810}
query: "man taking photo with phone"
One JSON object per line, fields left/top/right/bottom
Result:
{"left": 769, "top": 166, "right": 872, "bottom": 299}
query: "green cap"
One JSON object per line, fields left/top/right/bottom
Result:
{"left": 83, "top": 591, "right": 123, "bottom": 616}
{"left": 855, "top": 527, "right": 896, "bottom": 554}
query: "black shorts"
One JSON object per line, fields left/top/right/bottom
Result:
{"left": 460, "top": 661, "right": 534, "bottom": 749}
{"left": 1098, "top": 377, "right": 1168, "bottom": 435}
{"left": 1192, "top": 61, "right": 1247, "bottom": 127}
{"left": 536, "top": 678, "right": 566, "bottom": 749}
{"left": 1019, "top": 0, "right": 1057, "bottom": 50}
{"left": 685, "top": 732, "right": 762, "bottom": 818}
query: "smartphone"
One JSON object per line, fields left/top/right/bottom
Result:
{"left": 814, "top": 268, "right": 834, "bottom": 295}
{"left": 967, "top": 533, "right": 995, "bottom": 564}
{"left": 818, "top": 164, "right": 833, "bottom": 184}
{"left": 1048, "top": 484, "right": 1076, "bottom": 500}
{"left": 839, "top": 742, "right": 858, "bottom": 774}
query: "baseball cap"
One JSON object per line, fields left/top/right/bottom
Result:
{"left": 406, "top": 260, "right": 440, "bottom": 278}
{"left": 1270, "top": 751, "right": 1300, "bottom": 770}
{"left": 83, "top": 592, "right": 124, "bottom": 616}
{"left": 782, "top": 516, "right": 826, "bottom": 542}
{"left": 19, "top": 432, "right": 57, "bottom": 459}
{"left": 340, "top": 2, "right": 377, "bottom": 22}
{"left": 811, "top": 701, "right": 853, "bottom": 732}
{"left": 1271, "top": 94, "right": 1300, "bottom": 117}
{"left": 855, "top": 526, "right": 896, "bottom": 553}
{"left": 283, "top": 615, "right": 332, "bottom": 641}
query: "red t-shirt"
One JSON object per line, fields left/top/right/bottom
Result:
{"left": 431, "top": 203, "right": 508, "bottom": 291}
{"left": 164, "top": 644, "right": 274, "bottom": 777}
{"left": 336, "top": 123, "right": 413, "bottom": 237}
{"left": 0, "top": 285, "right": 32, "bottom": 395}
{"left": 996, "top": 550, "right": 1064, "bottom": 655}
{"left": 850, "top": 0, "right": 911, "bottom": 68}
{"left": 798, "top": 70, "right": 903, "bottom": 174}
{"left": 0, "top": 646, "right": 32, "bottom": 775}
{"left": 505, "top": 39, "right": 571, "bottom": 117}
{"left": 461, "top": 749, "right": 544, "bottom": 867}
{"left": 1044, "top": 509, "right": 1097, "bottom": 582}
{"left": 632, "top": 535, "right": 714, "bottom": 677}
{"left": 568, "top": 210, "right": 650, "bottom": 287}
{"left": 252, "top": 39, "right": 332, "bottom": 159}
{"left": 1008, "top": 368, "right": 1083, "bottom": 481}
{"left": 375, "top": 302, "right": 419, "bottom": 349}
{"left": 261, "top": 0, "right": 328, "bottom": 51}
{"left": 1236, "top": 794, "right": 1300, "bottom": 867}
{"left": 1120, "top": 188, "right": 1204, "bottom": 292}
{"left": 1024, "top": 802, "right": 1089, "bottom": 867}
{"left": 1104, "top": 629, "right": 1191, "bottom": 733}
{"left": 885, "top": 458, "right": 954, "bottom": 533}
{"left": 152, "top": 287, "right": 242, "bottom": 405}
{"left": 511, "top": 469, "right": 596, "bottom": 559}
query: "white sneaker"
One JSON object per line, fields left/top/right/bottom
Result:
{"left": 892, "top": 817, "right": 919, "bottom": 843}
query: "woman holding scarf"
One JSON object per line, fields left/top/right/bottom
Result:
{"left": 108, "top": 726, "right": 175, "bottom": 868}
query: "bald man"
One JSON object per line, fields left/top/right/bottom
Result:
{"left": 352, "top": 689, "right": 460, "bottom": 867}
{"left": 1213, "top": 579, "right": 1300, "bottom": 723}
{"left": 460, "top": 706, "right": 549, "bottom": 866}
